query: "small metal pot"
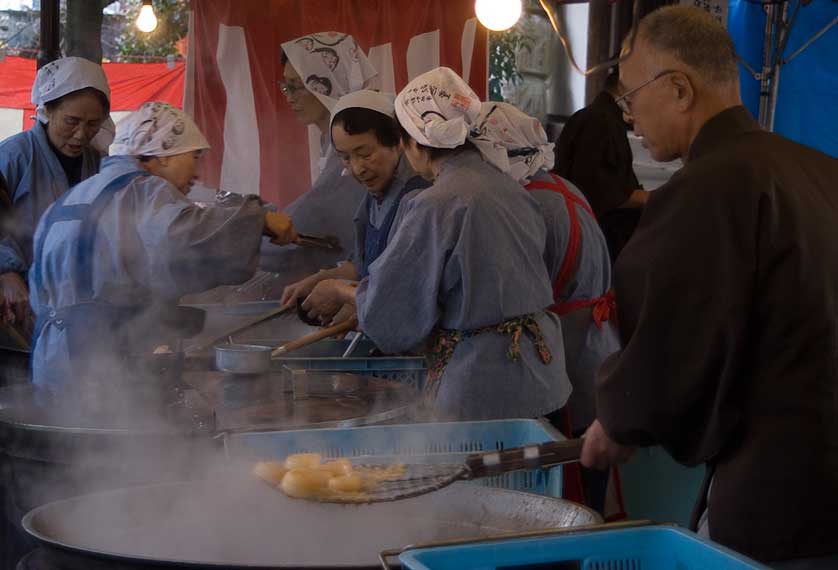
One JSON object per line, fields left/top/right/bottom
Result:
{"left": 214, "top": 344, "right": 272, "bottom": 374}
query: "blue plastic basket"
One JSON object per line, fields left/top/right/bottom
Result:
{"left": 244, "top": 338, "right": 427, "bottom": 389}
{"left": 398, "top": 525, "right": 771, "bottom": 570}
{"left": 224, "top": 419, "right": 564, "bottom": 497}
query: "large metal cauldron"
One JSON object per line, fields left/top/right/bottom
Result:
{"left": 23, "top": 472, "right": 601, "bottom": 569}
{"left": 0, "top": 383, "right": 217, "bottom": 569}
{"left": 0, "top": 354, "right": 421, "bottom": 568}
{"left": 0, "top": 346, "right": 30, "bottom": 387}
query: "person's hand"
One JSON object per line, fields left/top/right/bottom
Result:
{"left": 0, "top": 272, "right": 31, "bottom": 328}
{"left": 264, "top": 211, "right": 298, "bottom": 245}
{"left": 619, "top": 189, "right": 649, "bottom": 209}
{"left": 329, "top": 303, "right": 357, "bottom": 326}
{"left": 321, "top": 304, "right": 358, "bottom": 339}
{"left": 301, "top": 279, "right": 356, "bottom": 324}
{"left": 580, "top": 419, "right": 635, "bottom": 471}
{"left": 280, "top": 273, "right": 320, "bottom": 308}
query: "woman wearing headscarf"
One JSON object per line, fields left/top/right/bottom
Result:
{"left": 29, "top": 102, "right": 297, "bottom": 393}
{"left": 303, "top": 67, "right": 572, "bottom": 421}
{"left": 479, "top": 101, "right": 619, "bottom": 511}
{"left": 262, "top": 32, "right": 379, "bottom": 280}
{"left": 0, "top": 57, "right": 111, "bottom": 335}
{"left": 478, "top": 102, "right": 617, "bottom": 430}
{"left": 280, "top": 90, "right": 429, "bottom": 306}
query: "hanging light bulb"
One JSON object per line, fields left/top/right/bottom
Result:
{"left": 474, "top": 0, "right": 522, "bottom": 32}
{"left": 136, "top": 0, "right": 158, "bottom": 33}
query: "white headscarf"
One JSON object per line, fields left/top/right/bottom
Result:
{"left": 109, "top": 102, "right": 209, "bottom": 158}
{"left": 31, "top": 56, "right": 111, "bottom": 124}
{"left": 90, "top": 117, "right": 117, "bottom": 155}
{"left": 329, "top": 89, "right": 396, "bottom": 132}
{"left": 281, "top": 32, "right": 379, "bottom": 111}
{"left": 477, "top": 102, "right": 555, "bottom": 183}
{"left": 394, "top": 67, "right": 509, "bottom": 172}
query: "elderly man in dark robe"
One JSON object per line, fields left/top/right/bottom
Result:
{"left": 580, "top": 6, "right": 838, "bottom": 569}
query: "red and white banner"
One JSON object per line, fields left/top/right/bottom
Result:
{"left": 0, "top": 55, "right": 185, "bottom": 140}
{"left": 189, "top": 0, "right": 488, "bottom": 206}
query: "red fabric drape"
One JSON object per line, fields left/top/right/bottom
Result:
{"left": 0, "top": 55, "right": 185, "bottom": 130}
{"left": 190, "top": 0, "right": 488, "bottom": 206}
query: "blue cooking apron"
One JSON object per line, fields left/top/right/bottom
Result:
{"left": 29, "top": 170, "right": 150, "bottom": 354}
{"left": 359, "top": 175, "right": 428, "bottom": 278}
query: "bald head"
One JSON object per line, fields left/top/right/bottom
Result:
{"left": 637, "top": 6, "right": 739, "bottom": 87}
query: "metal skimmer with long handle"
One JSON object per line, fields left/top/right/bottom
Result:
{"left": 186, "top": 303, "right": 294, "bottom": 354}
{"left": 295, "top": 233, "right": 341, "bottom": 251}
{"left": 308, "top": 437, "right": 584, "bottom": 504}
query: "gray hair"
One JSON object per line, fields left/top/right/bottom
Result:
{"left": 638, "top": 5, "right": 739, "bottom": 86}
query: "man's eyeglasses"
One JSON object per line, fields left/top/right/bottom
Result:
{"left": 279, "top": 81, "right": 307, "bottom": 97}
{"left": 614, "top": 69, "right": 678, "bottom": 115}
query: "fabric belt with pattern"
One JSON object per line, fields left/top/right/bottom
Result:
{"left": 424, "top": 313, "right": 553, "bottom": 401}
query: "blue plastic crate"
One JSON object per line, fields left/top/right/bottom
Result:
{"left": 224, "top": 419, "right": 564, "bottom": 497}
{"left": 243, "top": 338, "right": 427, "bottom": 389}
{"left": 398, "top": 526, "right": 771, "bottom": 570}
{"left": 280, "top": 365, "right": 426, "bottom": 390}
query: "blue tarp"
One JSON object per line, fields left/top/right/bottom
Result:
{"left": 728, "top": 0, "right": 838, "bottom": 157}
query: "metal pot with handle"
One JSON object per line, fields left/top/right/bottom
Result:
{"left": 214, "top": 344, "right": 273, "bottom": 375}
{"left": 214, "top": 319, "right": 358, "bottom": 375}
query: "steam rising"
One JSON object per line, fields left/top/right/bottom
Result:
{"left": 12, "top": 355, "right": 598, "bottom": 567}
{"left": 26, "top": 460, "right": 598, "bottom": 567}
{"left": 7, "top": 182, "right": 594, "bottom": 565}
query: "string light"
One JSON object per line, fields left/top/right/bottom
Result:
{"left": 136, "top": 0, "right": 158, "bottom": 33}
{"left": 474, "top": 0, "right": 522, "bottom": 32}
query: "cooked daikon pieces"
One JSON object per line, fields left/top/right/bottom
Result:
{"left": 252, "top": 461, "right": 287, "bottom": 485}
{"left": 253, "top": 453, "right": 404, "bottom": 500}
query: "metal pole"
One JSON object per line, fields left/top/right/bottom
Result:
{"left": 585, "top": 0, "right": 611, "bottom": 104}
{"left": 36, "top": 0, "right": 61, "bottom": 69}
{"left": 757, "top": 3, "right": 777, "bottom": 128}
{"left": 608, "top": 0, "right": 618, "bottom": 60}
{"left": 783, "top": 16, "right": 838, "bottom": 65}
{"left": 767, "top": 63, "right": 781, "bottom": 132}
{"left": 767, "top": 2, "right": 790, "bottom": 132}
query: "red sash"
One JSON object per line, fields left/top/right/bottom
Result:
{"left": 527, "top": 174, "right": 625, "bottom": 518}
{"left": 525, "top": 174, "right": 615, "bottom": 328}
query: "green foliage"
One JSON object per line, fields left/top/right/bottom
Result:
{"left": 116, "top": 0, "right": 188, "bottom": 58}
{"left": 488, "top": 29, "right": 532, "bottom": 102}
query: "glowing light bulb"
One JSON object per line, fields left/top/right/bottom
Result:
{"left": 136, "top": 1, "right": 158, "bottom": 33}
{"left": 475, "top": 0, "right": 522, "bottom": 32}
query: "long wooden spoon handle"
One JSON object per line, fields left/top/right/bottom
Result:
{"left": 271, "top": 317, "right": 358, "bottom": 357}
